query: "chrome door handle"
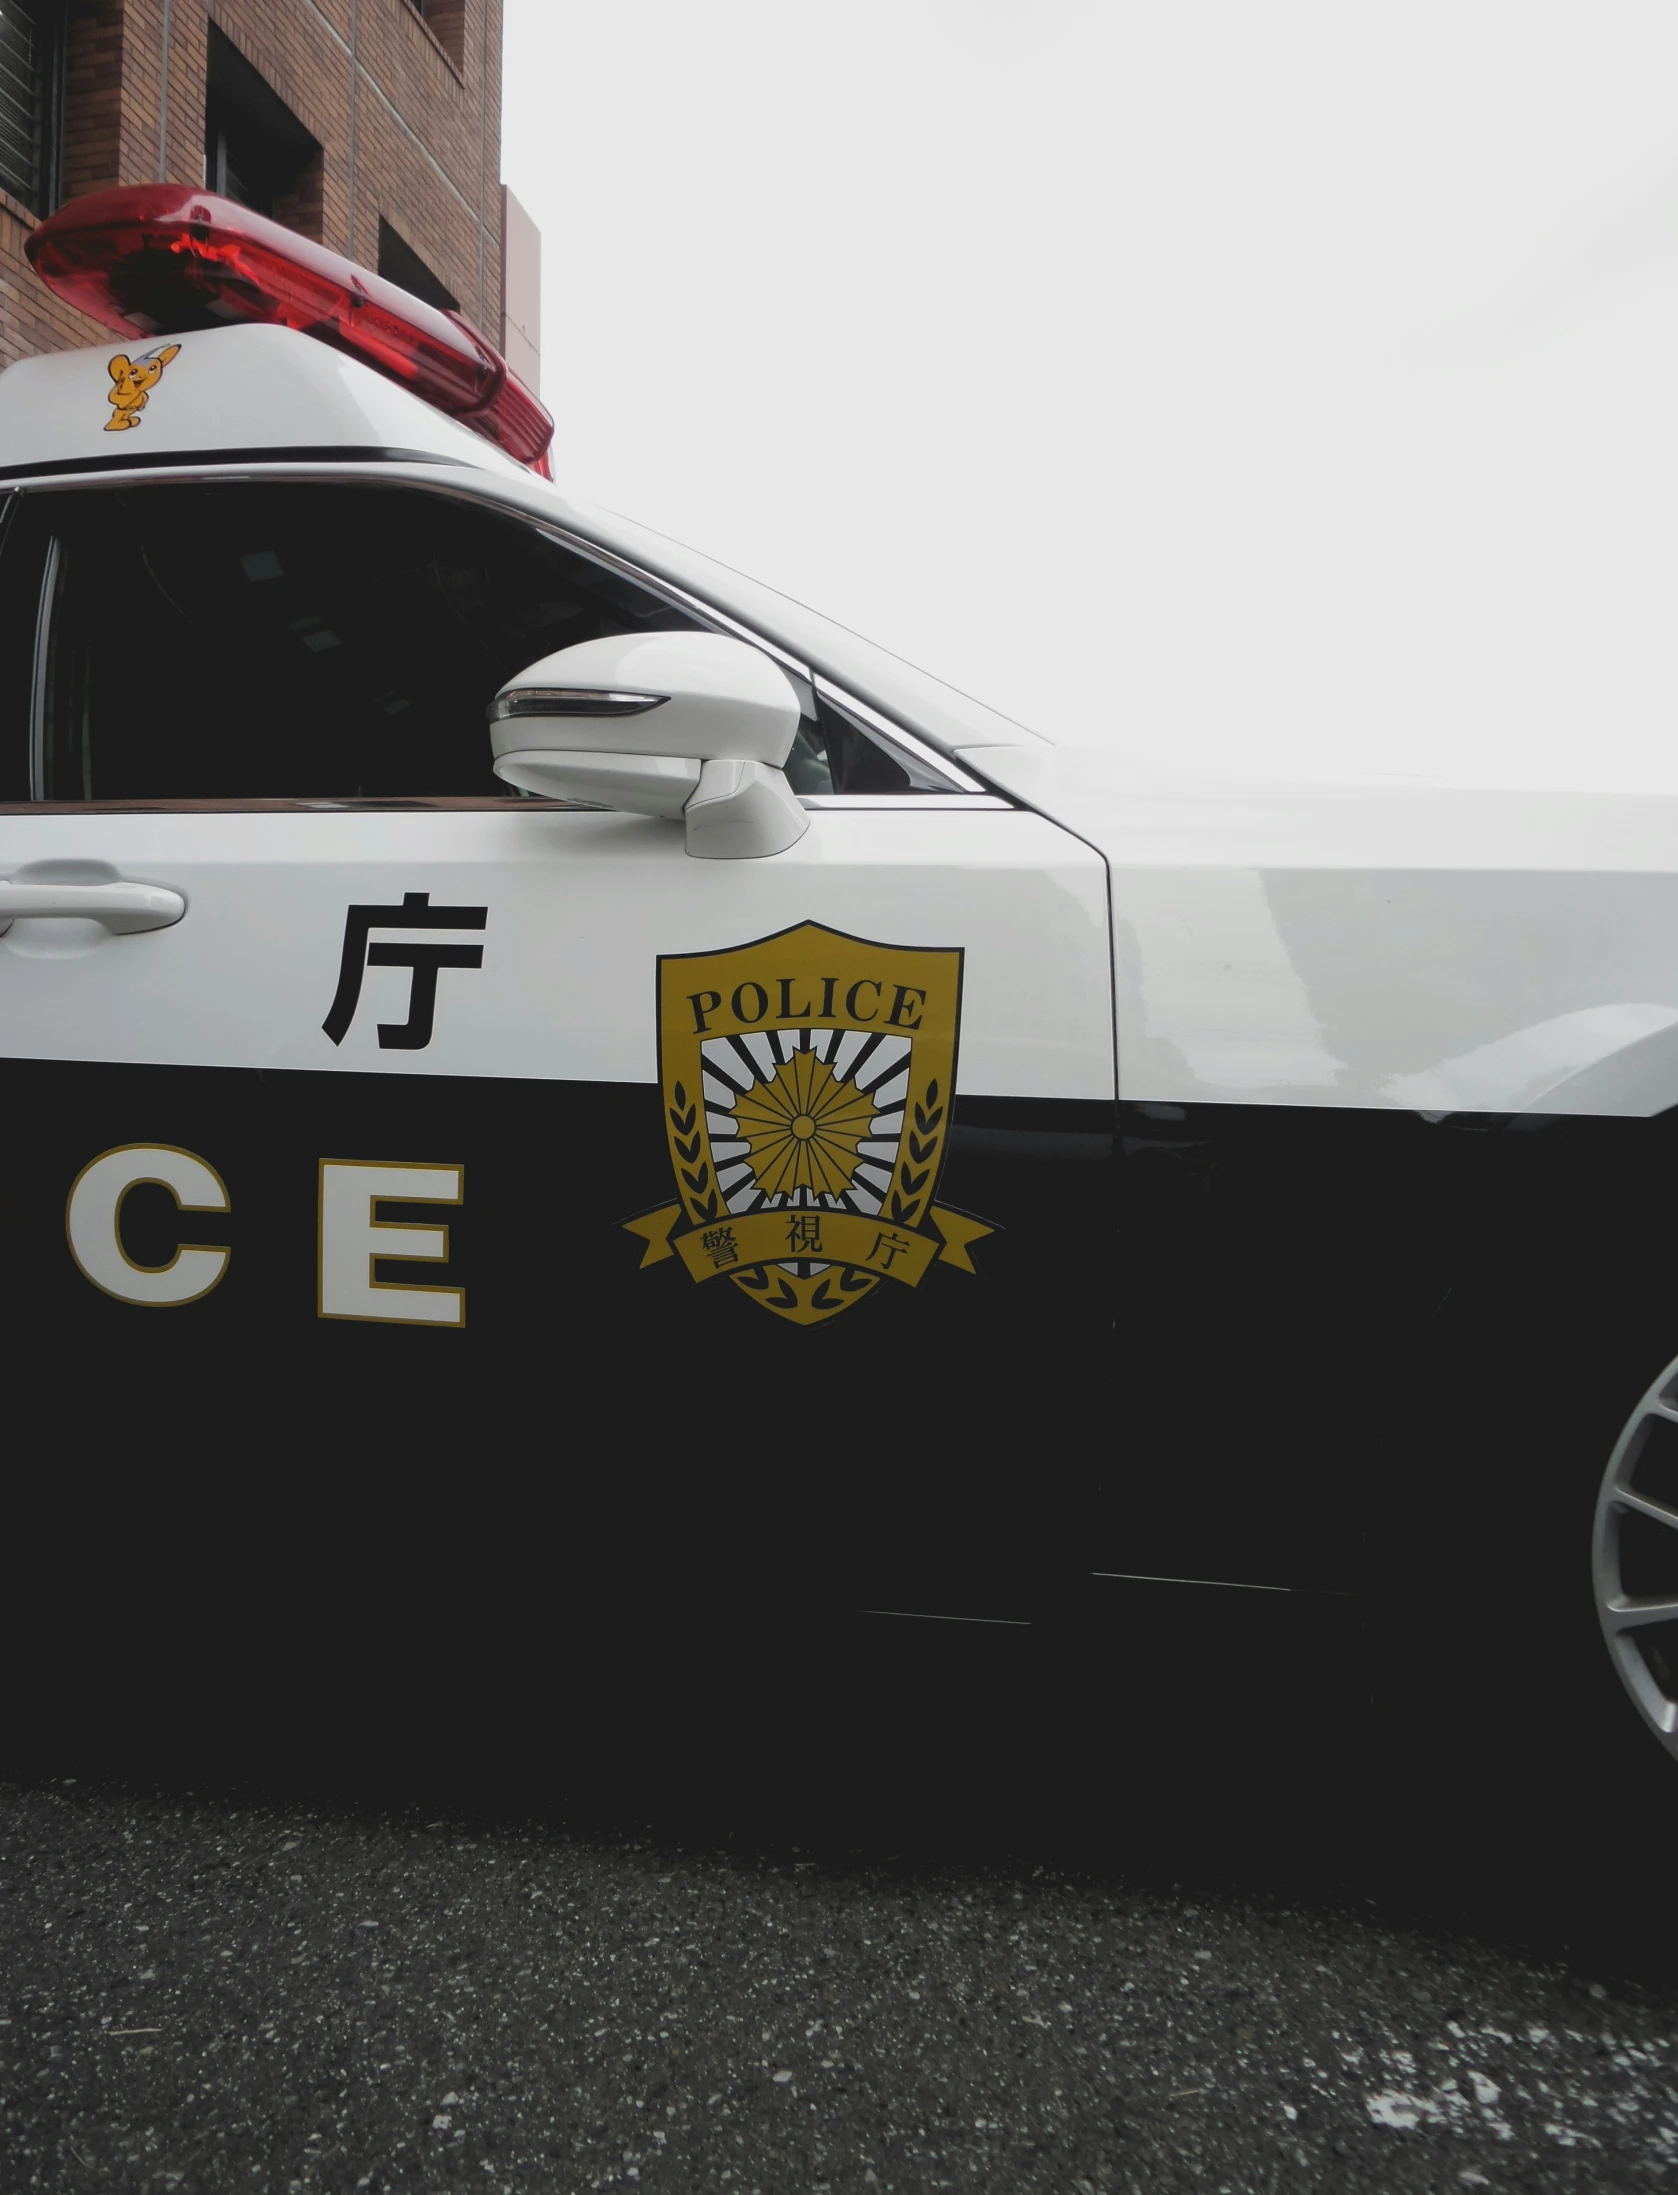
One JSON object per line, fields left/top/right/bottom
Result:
{"left": 0, "top": 879, "right": 186, "bottom": 935}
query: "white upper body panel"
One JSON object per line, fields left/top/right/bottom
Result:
{"left": 969, "top": 741, "right": 1678, "bottom": 1118}
{"left": 0, "top": 807, "right": 1114, "bottom": 1100}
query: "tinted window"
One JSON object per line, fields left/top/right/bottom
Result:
{"left": 783, "top": 691, "right": 967, "bottom": 795}
{"left": 31, "top": 483, "right": 709, "bottom": 803}
{"left": 13, "top": 480, "right": 967, "bottom": 806}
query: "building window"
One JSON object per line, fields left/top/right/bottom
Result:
{"left": 402, "top": 0, "right": 467, "bottom": 72}
{"left": 204, "top": 25, "right": 323, "bottom": 238}
{"left": 0, "top": 0, "right": 62, "bottom": 216}
{"left": 377, "top": 218, "right": 459, "bottom": 314}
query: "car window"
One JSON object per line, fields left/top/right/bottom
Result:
{"left": 782, "top": 690, "right": 967, "bottom": 795}
{"left": 22, "top": 483, "right": 709, "bottom": 804}
{"left": 7, "top": 482, "right": 953, "bottom": 808}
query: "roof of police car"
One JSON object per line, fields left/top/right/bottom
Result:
{"left": 0, "top": 321, "right": 529, "bottom": 484}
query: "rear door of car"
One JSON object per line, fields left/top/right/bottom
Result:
{"left": 0, "top": 471, "right": 1115, "bottom": 1645}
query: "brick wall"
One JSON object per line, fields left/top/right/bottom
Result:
{"left": 0, "top": 0, "right": 506, "bottom": 372}
{"left": 62, "top": 2, "right": 125, "bottom": 201}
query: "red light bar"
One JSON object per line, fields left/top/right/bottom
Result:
{"left": 26, "top": 185, "right": 554, "bottom": 469}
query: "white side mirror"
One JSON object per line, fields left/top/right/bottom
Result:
{"left": 488, "top": 631, "right": 810, "bottom": 859}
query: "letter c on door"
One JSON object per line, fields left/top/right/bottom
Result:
{"left": 66, "top": 1145, "right": 231, "bottom": 1307}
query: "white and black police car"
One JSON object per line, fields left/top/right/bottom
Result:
{"left": 5, "top": 184, "right": 1677, "bottom": 1797}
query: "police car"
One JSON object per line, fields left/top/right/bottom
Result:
{"left": 5, "top": 183, "right": 1677, "bottom": 1796}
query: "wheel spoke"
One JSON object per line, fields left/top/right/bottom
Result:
{"left": 1605, "top": 1596, "right": 1678, "bottom": 1631}
{"left": 1610, "top": 1484, "right": 1678, "bottom": 1532}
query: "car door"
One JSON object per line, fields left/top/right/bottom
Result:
{"left": 0, "top": 472, "right": 1115, "bottom": 1648}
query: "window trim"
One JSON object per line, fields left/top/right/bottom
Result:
{"left": 799, "top": 794, "right": 1011, "bottom": 812}
{"left": 9, "top": 466, "right": 1008, "bottom": 812}
{"left": 27, "top": 532, "right": 56, "bottom": 801}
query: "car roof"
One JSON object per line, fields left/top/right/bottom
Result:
{"left": 0, "top": 322, "right": 530, "bottom": 484}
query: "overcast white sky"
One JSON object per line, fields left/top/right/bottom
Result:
{"left": 502, "top": 5, "right": 1678, "bottom": 789}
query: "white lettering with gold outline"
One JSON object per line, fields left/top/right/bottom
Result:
{"left": 317, "top": 1160, "right": 465, "bottom": 1327}
{"left": 65, "top": 1144, "right": 231, "bottom": 1307}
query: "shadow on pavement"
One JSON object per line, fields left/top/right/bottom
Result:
{"left": 11, "top": 1592, "right": 1669, "bottom": 1995}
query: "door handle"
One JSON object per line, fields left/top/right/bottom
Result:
{"left": 0, "top": 879, "right": 186, "bottom": 935}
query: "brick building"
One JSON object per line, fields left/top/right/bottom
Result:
{"left": 0, "top": 0, "right": 539, "bottom": 390}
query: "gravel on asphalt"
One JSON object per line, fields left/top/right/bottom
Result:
{"left": 2, "top": 1755, "right": 1676, "bottom": 2195}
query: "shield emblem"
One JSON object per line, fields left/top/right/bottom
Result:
{"left": 624, "top": 921, "right": 992, "bottom": 1326}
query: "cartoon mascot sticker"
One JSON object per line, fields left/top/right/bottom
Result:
{"left": 105, "top": 343, "right": 181, "bottom": 433}
{"left": 624, "top": 921, "right": 993, "bottom": 1327}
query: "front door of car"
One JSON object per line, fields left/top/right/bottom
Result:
{"left": 0, "top": 476, "right": 1114, "bottom": 1652}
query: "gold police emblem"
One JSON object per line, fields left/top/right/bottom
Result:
{"left": 624, "top": 921, "right": 992, "bottom": 1326}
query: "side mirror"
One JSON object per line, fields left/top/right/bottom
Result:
{"left": 488, "top": 631, "right": 810, "bottom": 859}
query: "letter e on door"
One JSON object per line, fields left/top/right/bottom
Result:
{"left": 318, "top": 1161, "right": 465, "bottom": 1327}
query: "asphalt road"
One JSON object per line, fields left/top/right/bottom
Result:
{"left": 3, "top": 1712, "right": 1676, "bottom": 2195}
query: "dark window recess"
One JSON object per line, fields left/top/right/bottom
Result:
{"left": 204, "top": 25, "right": 322, "bottom": 235}
{"left": 403, "top": 0, "right": 467, "bottom": 69}
{"left": 0, "top": 0, "right": 62, "bottom": 216}
{"left": 782, "top": 691, "right": 961, "bottom": 794}
{"left": 377, "top": 218, "right": 459, "bottom": 315}
{"left": 26, "top": 484, "right": 709, "bottom": 803}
